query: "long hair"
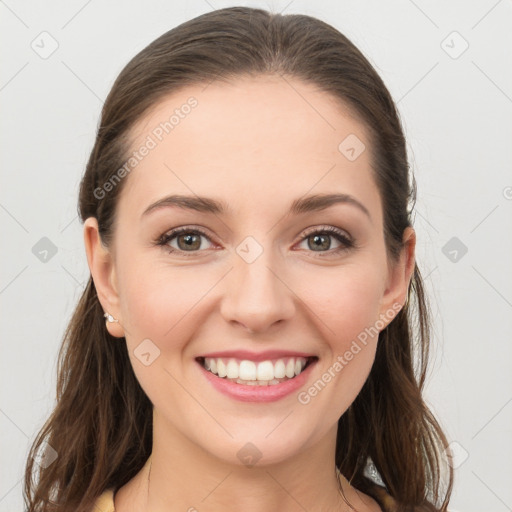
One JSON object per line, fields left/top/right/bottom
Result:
{"left": 23, "top": 7, "right": 453, "bottom": 511}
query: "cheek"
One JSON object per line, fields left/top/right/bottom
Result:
{"left": 117, "top": 252, "right": 230, "bottom": 380}
{"left": 292, "top": 263, "right": 383, "bottom": 415}
{"left": 296, "top": 261, "right": 384, "bottom": 345}
{"left": 120, "top": 263, "right": 212, "bottom": 344}
{"left": 117, "top": 263, "right": 213, "bottom": 407}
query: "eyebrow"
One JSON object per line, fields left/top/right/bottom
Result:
{"left": 141, "top": 193, "right": 371, "bottom": 220}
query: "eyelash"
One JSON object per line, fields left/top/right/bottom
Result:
{"left": 155, "top": 225, "right": 355, "bottom": 258}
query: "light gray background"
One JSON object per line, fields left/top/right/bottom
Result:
{"left": 1, "top": 1, "right": 511, "bottom": 511}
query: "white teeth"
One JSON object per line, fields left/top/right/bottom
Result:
{"left": 239, "top": 360, "right": 257, "bottom": 380}
{"left": 217, "top": 359, "right": 227, "bottom": 378}
{"left": 256, "top": 361, "right": 274, "bottom": 381}
{"left": 226, "top": 359, "right": 239, "bottom": 378}
{"left": 202, "top": 356, "right": 309, "bottom": 384}
{"left": 285, "top": 358, "right": 295, "bottom": 378}
{"left": 274, "top": 359, "right": 286, "bottom": 378}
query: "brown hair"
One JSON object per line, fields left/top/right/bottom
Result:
{"left": 23, "top": 6, "right": 453, "bottom": 511}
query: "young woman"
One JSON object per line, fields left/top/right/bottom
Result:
{"left": 24, "top": 7, "right": 453, "bottom": 512}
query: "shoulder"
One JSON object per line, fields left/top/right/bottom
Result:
{"left": 92, "top": 488, "right": 115, "bottom": 512}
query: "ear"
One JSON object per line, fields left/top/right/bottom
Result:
{"left": 83, "top": 217, "right": 125, "bottom": 338}
{"left": 378, "top": 226, "right": 416, "bottom": 327}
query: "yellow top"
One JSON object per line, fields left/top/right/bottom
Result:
{"left": 93, "top": 488, "right": 115, "bottom": 512}
{"left": 92, "top": 483, "right": 398, "bottom": 511}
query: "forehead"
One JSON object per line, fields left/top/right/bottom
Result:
{"left": 118, "top": 75, "right": 380, "bottom": 223}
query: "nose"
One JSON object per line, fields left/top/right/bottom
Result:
{"left": 220, "top": 248, "right": 296, "bottom": 334}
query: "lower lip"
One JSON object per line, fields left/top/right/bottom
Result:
{"left": 197, "top": 359, "right": 317, "bottom": 403}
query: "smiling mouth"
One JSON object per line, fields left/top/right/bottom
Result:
{"left": 195, "top": 356, "right": 318, "bottom": 386}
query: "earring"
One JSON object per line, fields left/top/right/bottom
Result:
{"left": 104, "top": 312, "right": 118, "bottom": 323}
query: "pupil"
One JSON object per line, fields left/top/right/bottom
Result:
{"left": 309, "top": 234, "right": 330, "bottom": 251}
{"left": 178, "top": 234, "right": 200, "bottom": 250}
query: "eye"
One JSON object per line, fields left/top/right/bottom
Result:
{"left": 156, "top": 227, "right": 215, "bottom": 256}
{"left": 155, "top": 225, "right": 355, "bottom": 257}
{"left": 295, "top": 226, "right": 354, "bottom": 256}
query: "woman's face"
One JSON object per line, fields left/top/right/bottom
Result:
{"left": 85, "top": 75, "right": 414, "bottom": 467}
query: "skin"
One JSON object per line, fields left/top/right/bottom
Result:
{"left": 84, "top": 75, "right": 415, "bottom": 511}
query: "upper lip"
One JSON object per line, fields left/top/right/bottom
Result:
{"left": 196, "top": 350, "right": 317, "bottom": 362}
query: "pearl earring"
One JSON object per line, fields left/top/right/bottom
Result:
{"left": 104, "top": 312, "right": 118, "bottom": 323}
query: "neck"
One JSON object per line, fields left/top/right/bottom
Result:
{"left": 115, "top": 413, "right": 368, "bottom": 512}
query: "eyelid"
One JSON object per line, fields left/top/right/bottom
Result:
{"left": 292, "top": 225, "right": 355, "bottom": 256}
{"left": 298, "top": 225, "right": 353, "bottom": 244}
{"left": 156, "top": 226, "right": 217, "bottom": 256}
